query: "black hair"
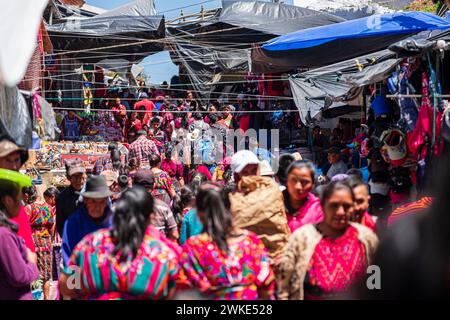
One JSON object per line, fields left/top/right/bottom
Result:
{"left": 164, "top": 142, "right": 174, "bottom": 158}
{"left": 193, "top": 112, "right": 203, "bottom": 120}
{"left": 221, "top": 183, "right": 235, "bottom": 210}
{"left": 346, "top": 168, "right": 363, "bottom": 180}
{"left": 346, "top": 175, "right": 367, "bottom": 190}
{"left": 137, "top": 130, "right": 147, "bottom": 136}
{"left": 286, "top": 160, "right": 316, "bottom": 181}
{"left": 276, "top": 154, "right": 295, "bottom": 185}
{"left": 190, "top": 100, "right": 198, "bottom": 109}
{"left": 196, "top": 183, "right": 233, "bottom": 252}
{"left": 149, "top": 154, "right": 161, "bottom": 168}
{"left": 112, "top": 186, "right": 154, "bottom": 262}
{"left": 320, "top": 180, "right": 355, "bottom": 207}
{"left": 22, "top": 185, "right": 37, "bottom": 204}
{"left": 173, "top": 186, "right": 195, "bottom": 223}
{"left": 0, "top": 180, "right": 21, "bottom": 233}
{"left": 118, "top": 175, "right": 129, "bottom": 189}
{"left": 110, "top": 149, "right": 121, "bottom": 171}
{"left": 189, "top": 172, "right": 209, "bottom": 196}
{"left": 222, "top": 168, "right": 234, "bottom": 185}
{"left": 44, "top": 187, "right": 59, "bottom": 199}
{"left": 108, "top": 142, "right": 118, "bottom": 152}
{"left": 208, "top": 113, "right": 218, "bottom": 124}
{"left": 178, "top": 186, "right": 195, "bottom": 209}
{"left": 150, "top": 117, "right": 161, "bottom": 124}
{"left": 128, "top": 157, "right": 140, "bottom": 169}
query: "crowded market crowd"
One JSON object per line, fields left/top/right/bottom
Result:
{"left": 0, "top": 83, "right": 448, "bottom": 300}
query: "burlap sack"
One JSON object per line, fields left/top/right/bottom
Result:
{"left": 230, "top": 176, "right": 291, "bottom": 260}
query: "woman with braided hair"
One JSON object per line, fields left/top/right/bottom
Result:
{"left": 179, "top": 182, "right": 275, "bottom": 300}
{"left": 59, "top": 186, "right": 180, "bottom": 300}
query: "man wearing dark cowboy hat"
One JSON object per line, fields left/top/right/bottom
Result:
{"left": 61, "top": 176, "right": 113, "bottom": 267}
{"left": 0, "top": 136, "right": 35, "bottom": 254}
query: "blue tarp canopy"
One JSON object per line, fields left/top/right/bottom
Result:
{"left": 263, "top": 12, "right": 450, "bottom": 51}
{"left": 256, "top": 12, "right": 450, "bottom": 70}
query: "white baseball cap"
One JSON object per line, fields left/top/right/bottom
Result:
{"left": 258, "top": 160, "right": 275, "bottom": 177}
{"left": 231, "top": 150, "right": 260, "bottom": 174}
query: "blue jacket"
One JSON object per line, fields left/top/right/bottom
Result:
{"left": 61, "top": 205, "right": 112, "bottom": 267}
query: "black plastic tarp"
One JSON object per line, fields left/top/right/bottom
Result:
{"left": 388, "top": 29, "right": 450, "bottom": 56}
{"left": 170, "top": 0, "right": 344, "bottom": 46}
{"left": 217, "top": 0, "right": 345, "bottom": 37}
{"left": 253, "top": 33, "right": 412, "bottom": 74}
{"left": 167, "top": 0, "right": 344, "bottom": 100}
{"left": 47, "top": 0, "right": 165, "bottom": 63}
{"left": 289, "top": 50, "right": 400, "bottom": 125}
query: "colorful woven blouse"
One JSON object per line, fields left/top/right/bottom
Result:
{"left": 25, "top": 202, "right": 54, "bottom": 253}
{"left": 65, "top": 225, "right": 180, "bottom": 300}
{"left": 304, "top": 225, "right": 368, "bottom": 300}
{"left": 179, "top": 231, "right": 275, "bottom": 300}
{"left": 151, "top": 169, "right": 175, "bottom": 205}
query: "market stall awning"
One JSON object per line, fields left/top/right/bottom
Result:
{"left": 259, "top": 12, "right": 450, "bottom": 70}
{"left": 46, "top": 0, "right": 165, "bottom": 64}
{"left": 167, "top": 0, "right": 344, "bottom": 101}
{"left": 169, "top": 0, "right": 344, "bottom": 45}
{"left": 289, "top": 50, "right": 400, "bottom": 126}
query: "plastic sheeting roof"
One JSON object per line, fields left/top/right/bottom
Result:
{"left": 169, "top": 0, "right": 344, "bottom": 46}
{"left": 263, "top": 12, "right": 450, "bottom": 52}
{"left": 289, "top": 50, "right": 399, "bottom": 125}
{"left": 46, "top": 0, "right": 165, "bottom": 63}
{"left": 218, "top": 0, "right": 345, "bottom": 36}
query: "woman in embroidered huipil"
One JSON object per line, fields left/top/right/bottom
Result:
{"left": 277, "top": 181, "right": 379, "bottom": 300}
{"left": 59, "top": 186, "right": 180, "bottom": 300}
{"left": 179, "top": 183, "right": 275, "bottom": 300}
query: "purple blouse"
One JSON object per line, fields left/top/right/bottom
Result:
{"left": 0, "top": 226, "right": 40, "bottom": 300}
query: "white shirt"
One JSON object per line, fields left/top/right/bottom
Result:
{"left": 327, "top": 160, "right": 348, "bottom": 178}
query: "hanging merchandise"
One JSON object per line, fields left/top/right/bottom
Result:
{"left": 407, "top": 72, "right": 444, "bottom": 161}
{"left": 396, "top": 63, "right": 420, "bottom": 132}
{"left": 407, "top": 71, "right": 444, "bottom": 196}
{"left": 32, "top": 92, "right": 43, "bottom": 136}
{"left": 36, "top": 95, "right": 59, "bottom": 141}
{"left": 441, "top": 107, "right": 450, "bottom": 142}
{"left": 83, "top": 84, "right": 93, "bottom": 107}
{"left": 371, "top": 95, "right": 392, "bottom": 119}
{"left": 381, "top": 129, "right": 408, "bottom": 167}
